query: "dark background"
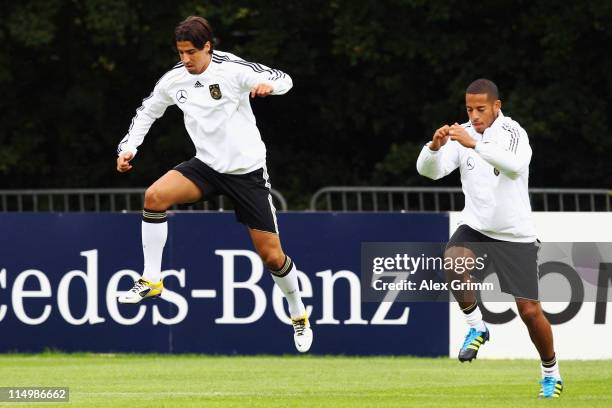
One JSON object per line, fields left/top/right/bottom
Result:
{"left": 1, "top": 0, "right": 611, "bottom": 208}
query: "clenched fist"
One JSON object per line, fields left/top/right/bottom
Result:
{"left": 430, "top": 125, "right": 450, "bottom": 151}
{"left": 250, "top": 83, "right": 274, "bottom": 98}
{"left": 117, "top": 151, "right": 134, "bottom": 173}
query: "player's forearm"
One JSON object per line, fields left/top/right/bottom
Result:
{"left": 474, "top": 141, "right": 530, "bottom": 178}
{"left": 416, "top": 144, "right": 447, "bottom": 180}
{"left": 269, "top": 73, "right": 293, "bottom": 95}
{"left": 117, "top": 133, "right": 145, "bottom": 158}
{"left": 117, "top": 112, "right": 158, "bottom": 157}
{"left": 117, "top": 140, "right": 139, "bottom": 156}
{"left": 118, "top": 86, "right": 171, "bottom": 156}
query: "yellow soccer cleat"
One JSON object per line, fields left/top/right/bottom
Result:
{"left": 118, "top": 278, "right": 163, "bottom": 304}
{"left": 292, "top": 315, "right": 313, "bottom": 353}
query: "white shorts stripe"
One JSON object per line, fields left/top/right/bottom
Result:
{"left": 262, "top": 164, "right": 278, "bottom": 233}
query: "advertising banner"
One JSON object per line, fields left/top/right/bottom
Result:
{"left": 0, "top": 213, "right": 449, "bottom": 355}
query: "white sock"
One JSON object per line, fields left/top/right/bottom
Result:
{"left": 271, "top": 257, "right": 305, "bottom": 319}
{"left": 463, "top": 303, "right": 487, "bottom": 332}
{"left": 541, "top": 356, "right": 561, "bottom": 380}
{"left": 141, "top": 213, "right": 167, "bottom": 283}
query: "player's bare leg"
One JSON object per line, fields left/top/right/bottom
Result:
{"left": 249, "top": 228, "right": 312, "bottom": 352}
{"left": 119, "top": 171, "right": 202, "bottom": 304}
{"left": 445, "top": 246, "right": 489, "bottom": 362}
{"left": 444, "top": 246, "right": 477, "bottom": 309}
{"left": 516, "top": 298, "right": 563, "bottom": 397}
{"left": 516, "top": 299, "right": 554, "bottom": 361}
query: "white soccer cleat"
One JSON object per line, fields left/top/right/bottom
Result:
{"left": 291, "top": 315, "right": 313, "bottom": 353}
{"left": 118, "top": 278, "right": 163, "bottom": 304}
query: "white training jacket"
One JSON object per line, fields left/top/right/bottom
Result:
{"left": 117, "top": 50, "right": 293, "bottom": 174}
{"left": 416, "top": 111, "right": 537, "bottom": 242}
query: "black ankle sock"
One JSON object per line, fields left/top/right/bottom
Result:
{"left": 541, "top": 354, "right": 556, "bottom": 367}
{"left": 461, "top": 302, "right": 477, "bottom": 314}
{"left": 270, "top": 255, "right": 293, "bottom": 277}
{"left": 142, "top": 208, "right": 167, "bottom": 223}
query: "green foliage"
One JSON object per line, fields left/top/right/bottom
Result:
{"left": 0, "top": 1, "right": 610, "bottom": 206}
{"left": 5, "top": 0, "right": 61, "bottom": 47}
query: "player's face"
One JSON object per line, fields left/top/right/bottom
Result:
{"left": 177, "top": 40, "right": 211, "bottom": 74}
{"left": 465, "top": 93, "right": 501, "bottom": 134}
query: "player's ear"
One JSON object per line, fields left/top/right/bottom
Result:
{"left": 494, "top": 99, "right": 501, "bottom": 114}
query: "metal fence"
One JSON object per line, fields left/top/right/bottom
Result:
{"left": 310, "top": 187, "right": 612, "bottom": 212}
{"left": 0, "top": 188, "right": 288, "bottom": 212}
{"left": 2, "top": 187, "right": 610, "bottom": 213}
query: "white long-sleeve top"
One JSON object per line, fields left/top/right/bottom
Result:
{"left": 117, "top": 50, "right": 293, "bottom": 174}
{"left": 416, "top": 111, "right": 537, "bottom": 242}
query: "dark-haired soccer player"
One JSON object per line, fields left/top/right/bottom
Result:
{"left": 115, "top": 16, "right": 312, "bottom": 352}
{"left": 416, "top": 79, "right": 563, "bottom": 398}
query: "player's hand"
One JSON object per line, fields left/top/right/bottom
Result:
{"left": 430, "top": 125, "right": 450, "bottom": 151}
{"left": 117, "top": 151, "right": 134, "bottom": 173}
{"left": 449, "top": 123, "right": 476, "bottom": 149}
{"left": 250, "top": 83, "right": 274, "bottom": 98}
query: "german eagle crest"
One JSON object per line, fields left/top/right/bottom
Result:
{"left": 209, "top": 84, "right": 222, "bottom": 100}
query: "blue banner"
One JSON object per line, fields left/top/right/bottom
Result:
{"left": 0, "top": 213, "right": 449, "bottom": 355}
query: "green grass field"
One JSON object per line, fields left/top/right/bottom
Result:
{"left": 0, "top": 354, "right": 610, "bottom": 407}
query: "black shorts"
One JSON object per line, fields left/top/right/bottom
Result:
{"left": 446, "top": 225, "right": 540, "bottom": 300}
{"left": 174, "top": 158, "right": 278, "bottom": 234}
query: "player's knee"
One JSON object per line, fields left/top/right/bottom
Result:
{"left": 144, "top": 186, "right": 169, "bottom": 211}
{"left": 445, "top": 246, "right": 475, "bottom": 260}
{"left": 518, "top": 302, "right": 540, "bottom": 324}
{"left": 444, "top": 246, "right": 475, "bottom": 274}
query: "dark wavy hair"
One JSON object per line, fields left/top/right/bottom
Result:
{"left": 175, "top": 16, "right": 214, "bottom": 53}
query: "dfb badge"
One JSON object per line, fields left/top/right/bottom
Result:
{"left": 494, "top": 168, "right": 500, "bottom": 176}
{"left": 209, "top": 84, "right": 222, "bottom": 100}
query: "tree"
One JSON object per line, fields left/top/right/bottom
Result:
{"left": 0, "top": 0, "right": 610, "bottom": 209}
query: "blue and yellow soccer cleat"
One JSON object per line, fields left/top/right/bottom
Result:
{"left": 118, "top": 278, "right": 163, "bottom": 304}
{"left": 539, "top": 377, "right": 563, "bottom": 398}
{"left": 458, "top": 327, "right": 489, "bottom": 362}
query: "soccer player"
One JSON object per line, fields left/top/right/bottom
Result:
{"left": 416, "top": 79, "right": 563, "bottom": 398}
{"left": 115, "top": 16, "right": 312, "bottom": 352}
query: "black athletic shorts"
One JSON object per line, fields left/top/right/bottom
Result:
{"left": 174, "top": 157, "right": 278, "bottom": 234}
{"left": 446, "top": 224, "right": 540, "bottom": 300}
